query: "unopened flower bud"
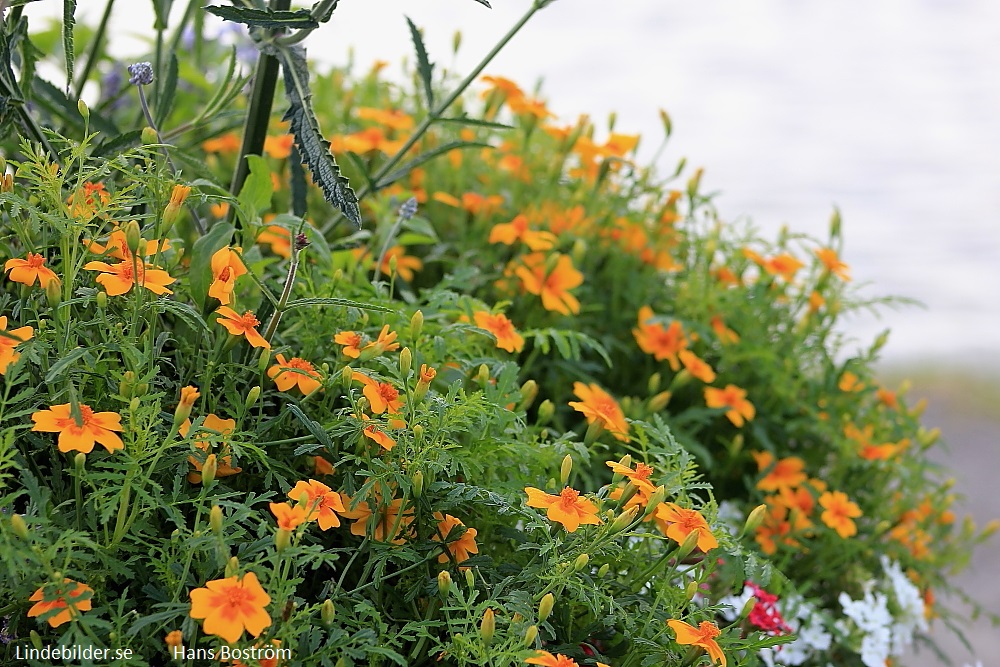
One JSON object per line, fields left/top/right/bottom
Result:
{"left": 411, "top": 470, "right": 424, "bottom": 499}
{"left": 399, "top": 347, "right": 412, "bottom": 377}
{"left": 1, "top": 172, "right": 13, "bottom": 193}
{"left": 452, "top": 30, "right": 462, "bottom": 54}
{"left": 174, "top": 385, "right": 199, "bottom": 425}
{"left": 647, "top": 372, "right": 661, "bottom": 394}
{"left": 659, "top": 108, "right": 672, "bottom": 137}
{"left": 438, "top": 570, "right": 452, "bottom": 597}
{"left": 30, "top": 630, "right": 43, "bottom": 650}
{"left": 74, "top": 453, "right": 86, "bottom": 471}
{"left": 45, "top": 278, "right": 61, "bottom": 310}
{"left": 480, "top": 608, "right": 495, "bottom": 644}
{"left": 78, "top": 98, "right": 90, "bottom": 120}
{"left": 739, "top": 596, "right": 758, "bottom": 621}
{"left": 523, "top": 625, "right": 538, "bottom": 646}
{"left": 685, "top": 580, "right": 698, "bottom": 601}
{"left": 210, "top": 505, "right": 223, "bottom": 534}
{"left": 597, "top": 563, "right": 610, "bottom": 577}
{"left": 571, "top": 238, "right": 587, "bottom": 265}
{"left": 245, "top": 386, "right": 261, "bottom": 409}
{"left": 96, "top": 291, "right": 107, "bottom": 310}
{"left": 124, "top": 220, "right": 142, "bottom": 257}
{"left": 120, "top": 371, "right": 136, "bottom": 398}
{"left": 573, "top": 553, "right": 589, "bottom": 571}
{"left": 583, "top": 418, "right": 605, "bottom": 446}
{"left": 341, "top": 365, "right": 354, "bottom": 387}
{"left": 163, "top": 184, "right": 191, "bottom": 232}
{"left": 464, "top": 568, "right": 475, "bottom": 589}
{"left": 410, "top": 310, "right": 424, "bottom": 339}
{"left": 519, "top": 380, "right": 538, "bottom": 410}
{"left": 560, "top": 454, "right": 573, "bottom": 486}
{"left": 476, "top": 363, "right": 490, "bottom": 386}
{"left": 201, "top": 454, "right": 218, "bottom": 486}
{"left": 617, "top": 482, "right": 639, "bottom": 508}
{"left": 258, "top": 348, "right": 272, "bottom": 374}
{"left": 741, "top": 504, "right": 768, "bottom": 538}
{"left": 536, "top": 399, "right": 554, "bottom": 426}
{"left": 643, "top": 486, "right": 667, "bottom": 519}
{"left": 982, "top": 519, "right": 1000, "bottom": 539}
{"left": 412, "top": 423, "right": 424, "bottom": 440}
{"left": 10, "top": 513, "right": 29, "bottom": 540}
{"left": 676, "top": 529, "right": 701, "bottom": 561}
{"left": 538, "top": 593, "right": 554, "bottom": 622}
{"left": 321, "top": 599, "right": 336, "bottom": 626}
{"left": 225, "top": 556, "right": 239, "bottom": 577}
{"left": 275, "top": 528, "right": 292, "bottom": 553}
{"left": 686, "top": 167, "right": 704, "bottom": 198}
{"left": 129, "top": 396, "right": 140, "bottom": 412}
{"left": 648, "top": 390, "right": 672, "bottom": 412}
{"left": 610, "top": 505, "right": 640, "bottom": 534}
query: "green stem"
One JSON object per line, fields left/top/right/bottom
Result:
{"left": 262, "top": 245, "right": 302, "bottom": 343}
{"left": 73, "top": 0, "right": 116, "bottom": 100}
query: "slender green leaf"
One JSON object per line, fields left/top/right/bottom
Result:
{"left": 189, "top": 222, "right": 235, "bottom": 310}
{"left": 45, "top": 346, "right": 92, "bottom": 385}
{"left": 405, "top": 17, "right": 434, "bottom": 109}
{"left": 376, "top": 141, "right": 491, "bottom": 190}
{"left": 155, "top": 53, "right": 178, "bottom": 126}
{"left": 145, "top": 299, "right": 211, "bottom": 342}
{"left": 205, "top": 6, "right": 319, "bottom": 29}
{"left": 273, "top": 43, "right": 361, "bottom": 227}
{"left": 285, "top": 404, "right": 333, "bottom": 448}
{"left": 283, "top": 298, "right": 393, "bottom": 313}
{"left": 434, "top": 115, "right": 513, "bottom": 130}
{"left": 62, "top": 0, "right": 76, "bottom": 92}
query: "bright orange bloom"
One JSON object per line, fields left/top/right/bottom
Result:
{"left": 339, "top": 495, "right": 415, "bottom": 544}
{"left": 268, "top": 354, "right": 322, "bottom": 396}
{"left": 772, "top": 485, "right": 817, "bottom": 530}
{"left": 28, "top": 579, "right": 93, "bottom": 627}
{"left": 633, "top": 306, "right": 687, "bottom": 370}
{"left": 269, "top": 502, "right": 309, "bottom": 531}
{"left": 83, "top": 258, "right": 175, "bottom": 296}
{"left": 368, "top": 324, "right": 400, "bottom": 355}
{"left": 525, "top": 651, "right": 581, "bottom": 667}
{"left": 678, "top": 350, "right": 716, "bottom": 383}
{"left": 419, "top": 364, "right": 436, "bottom": 384}
{"left": 202, "top": 132, "right": 242, "bottom": 154}
{"left": 85, "top": 228, "right": 169, "bottom": 260}
{"left": 215, "top": 307, "right": 270, "bottom": 348}
{"left": 66, "top": 181, "right": 111, "bottom": 219}
{"left": 667, "top": 619, "right": 726, "bottom": 666}
{"left": 606, "top": 460, "right": 657, "bottom": 497}
{"left": 5, "top": 252, "right": 60, "bottom": 288}
{"left": 432, "top": 513, "right": 479, "bottom": 564}
{"left": 514, "top": 253, "right": 584, "bottom": 316}
{"left": 763, "top": 253, "right": 804, "bottom": 281}
{"left": 263, "top": 134, "right": 295, "bottom": 159}
{"left": 208, "top": 246, "right": 247, "bottom": 305}
{"left": 31, "top": 403, "right": 124, "bottom": 454}
{"left": 876, "top": 387, "right": 899, "bottom": 410}
{"left": 808, "top": 290, "right": 825, "bottom": 313}
{"left": 0, "top": 315, "right": 33, "bottom": 374}
{"left": 165, "top": 630, "right": 183, "bottom": 652}
{"left": 480, "top": 75, "right": 525, "bottom": 102}
{"left": 710, "top": 315, "right": 740, "bottom": 345}
{"left": 655, "top": 503, "right": 719, "bottom": 552}
{"left": 461, "top": 192, "right": 506, "bottom": 216}
{"left": 489, "top": 214, "right": 557, "bottom": 251}
{"left": 330, "top": 127, "right": 403, "bottom": 155}
{"left": 432, "top": 192, "right": 461, "bottom": 207}
{"left": 508, "top": 96, "right": 553, "bottom": 119}
{"left": 755, "top": 505, "right": 797, "bottom": 555}
{"left": 524, "top": 486, "right": 601, "bottom": 533}
{"left": 568, "top": 382, "right": 629, "bottom": 441}
{"left": 704, "top": 385, "right": 755, "bottom": 427}
{"left": 257, "top": 225, "right": 292, "bottom": 259}
{"left": 356, "top": 107, "right": 415, "bottom": 131}
{"left": 815, "top": 247, "right": 851, "bottom": 281}
{"left": 313, "top": 456, "right": 335, "bottom": 476}
{"left": 352, "top": 370, "right": 404, "bottom": 415}
{"left": 752, "top": 452, "right": 807, "bottom": 492}
{"left": 838, "top": 370, "right": 865, "bottom": 392}
{"left": 334, "top": 331, "right": 364, "bottom": 358}
{"left": 819, "top": 491, "right": 862, "bottom": 538}
{"left": 182, "top": 414, "right": 242, "bottom": 483}
{"left": 189, "top": 572, "right": 271, "bottom": 644}
{"left": 289, "top": 479, "right": 346, "bottom": 530}
{"left": 474, "top": 311, "right": 525, "bottom": 353}
{"left": 361, "top": 414, "right": 398, "bottom": 451}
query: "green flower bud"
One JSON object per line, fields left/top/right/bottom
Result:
{"left": 464, "top": 568, "right": 475, "bottom": 589}
{"left": 647, "top": 372, "right": 662, "bottom": 394}
{"left": 410, "top": 310, "right": 424, "bottom": 339}
{"left": 210, "top": 505, "right": 223, "bottom": 535}
{"left": 411, "top": 470, "right": 424, "bottom": 499}
{"left": 659, "top": 108, "right": 672, "bottom": 137}
{"left": 74, "top": 453, "right": 86, "bottom": 472}
{"left": 676, "top": 528, "right": 701, "bottom": 561}
{"left": 607, "top": 111, "right": 617, "bottom": 131}
{"left": 30, "top": 630, "right": 43, "bottom": 650}
{"left": 258, "top": 348, "right": 272, "bottom": 374}
{"left": 245, "top": 385, "right": 261, "bottom": 409}
{"left": 124, "top": 220, "right": 142, "bottom": 257}
{"left": 573, "top": 553, "right": 589, "bottom": 571}
{"left": 96, "top": 291, "right": 107, "bottom": 310}
{"left": 341, "top": 365, "right": 354, "bottom": 387}
{"left": 45, "top": 278, "right": 61, "bottom": 310}
{"left": 141, "top": 126, "right": 159, "bottom": 145}
{"left": 321, "top": 599, "right": 336, "bottom": 627}
{"left": 10, "top": 513, "right": 29, "bottom": 540}
{"left": 452, "top": 30, "right": 462, "bottom": 54}
{"left": 597, "top": 563, "right": 610, "bottom": 578}
{"left": 523, "top": 624, "right": 538, "bottom": 647}
{"left": 275, "top": 528, "right": 291, "bottom": 553}
{"left": 583, "top": 418, "right": 605, "bottom": 446}
{"left": 225, "top": 556, "right": 239, "bottom": 577}
{"left": 739, "top": 596, "right": 758, "bottom": 621}
{"left": 201, "top": 454, "right": 218, "bottom": 487}
{"left": 685, "top": 580, "right": 698, "bottom": 602}
{"left": 476, "top": 363, "right": 490, "bottom": 386}
{"left": 399, "top": 347, "right": 412, "bottom": 377}
{"left": 536, "top": 399, "right": 554, "bottom": 426}
{"left": 648, "top": 390, "right": 672, "bottom": 412}
{"left": 740, "top": 504, "right": 768, "bottom": 538}
{"left": 643, "top": 486, "right": 667, "bottom": 518}
{"left": 560, "top": 454, "right": 573, "bottom": 486}
{"left": 120, "top": 371, "right": 136, "bottom": 398}
{"left": 77, "top": 98, "right": 90, "bottom": 120}
{"left": 609, "top": 505, "right": 640, "bottom": 534}
{"left": 480, "top": 608, "right": 495, "bottom": 645}
{"left": 537, "top": 593, "right": 554, "bottom": 622}
{"left": 518, "top": 380, "right": 538, "bottom": 410}
{"left": 437, "top": 570, "right": 452, "bottom": 598}
{"left": 129, "top": 397, "right": 140, "bottom": 412}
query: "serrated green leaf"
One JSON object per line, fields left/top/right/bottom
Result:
{"left": 189, "top": 222, "right": 235, "bottom": 310}
{"left": 236, "top": 154, "right": 273, "bottom": 223}
{"left": 155, "top": 52, "right": 178, "bottom": 126}
{"left": 310, "top": 0, "right": 340, "bottom": 23}
{"left": 205, "top": 6, "right": 319, "bottom": 29}
{"left": 283, "top": 298, "right": 393, "bottom": 313}
{"left": 377, "top": 141, "right": 491, "bottom": 190}
{"left": 405, "top": 17, "right": 434, "bottom": 109}
{"left": 272, "top": 44, "right": 361, "bottom": 227}
{"left": 62, "top": 0, "right": 76, "bottom": 92}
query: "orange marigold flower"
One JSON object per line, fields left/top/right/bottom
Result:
{"left": 289, "top": 479, "right": 346, "bottom": 530}
{"left": 5, "top": 252, "right": 61, "bottom": 288}
{"left": 208, "top": 246, "right": 247, "bottom": 305}
{"left": 508, "top": 96, "right": 554, "bottom": 119}
{"left": 667, "top": 619, "right": 727, "bottom": 666}
{"left": 381, "top": 246, "right": 423, "bottom": 282}
{"left": 356, "top": 107, "right": 415, "bottom": 131}
{"left": 876, "top": 387, "right": 899, "bottom": 410}
{"left": 489, "top": 214, "right": 557, "bottom": 251}
{"left": 202, "top": 132, "right": 242, "bottom": 154}
{"left": 257, "top": 225, "right": 292, "bottom": 259}
{"left": 815, "top": 247, "right": 851, "bottom": 281}
{"left": 368, "top": 324, "right": 400, "bottom": 355}
{"left": 28, "top": 579, "right": 93, "bottom": 628}
{"left": 568, "top": 382, "right": 629, "bottom": 441}
{"left": 182, "top": 414, "right": 242, "bottom": 483}
{"left": 165, "top": 630, "right": 183, "bottom": 652}
{"left": 31, "top": 403, "right": 124, "bottom": 454}
{"left": 752, "top": 452, "right": 807, "bottom": 492}
{"left": 263, "top": 134, "right": 295, "bottom": 159}
{"left": 215, "top": 306, "right": 270, "bottom": 349}
{"left": 85, "top": 227, "right": 169, "bottom": 260}
{"left": 514, "top": 253, "right": 583, "bottom": 315}
{"left": 704, "top": 384, "right": 755, "bottom": 427}
{"left": 755, "top": 505, "right": 796, "bottom": 555}
{"left": 432, "top": 513, "right": 479, "bottom": 564}
{"left": 819, "top": 490, "right": 862, "bottom": 538}
{"left": 361, "top": 414, "right": 398, "bottom": 451}
{"left": 655, "top": 503, "right": 719, "bottom": 552}
{"left": 525, "top": 651, "right": 581, "bottom": 667}
{"left": 838, "top": 370, "right": 864, "bottom": 392}
{"left": 334, "top": 331, "right": 364, "bottom": 358}
{"left": 313, "top": 456, "right": 335, "bottom": 476}
{"left": 269, "top": 502, "right": 310, "bottom": 531}
{"left": 524, "top": 486, "right": 601, "bottom": 533}
{"left": 633, "top": 306, "right": 687, "bottom": 370}
{"left": 762, "top": 253, "right": 804, "bottom": 281}
{"left": 432, "top": 192, "right": 461, "bottom": 207}
{"left": 710, "top": 315, "right": 740, "bottom": 344}
{"left": 352, "top": 370, "right": 404, "bottom": 415}
{"left": 474, "top": 311, "right": 525, "bottom": 353}
{"left": 678, "top": 350, "right": 716, "bottom": 383}
{"left": 419, "top": 364, "right": 436, "bottom": 384}
{"left": 0, "top": 315, "right": 33, "bottom": 374}
{"left": 83, "top": 258, "right": 175, "bottom": 296}
{"left": 339, "top": 495, "right": 415, "bottom": 544}
{"left": 606, "top": 460, "right": 657, "bottom": 497}
{"left": 66, "top": 181, "right": 111, "bottom": 219}
{"left": 808, "top": 290, "right": 825, "bottom": 313}
{"left": 480, "top": 75, "right": 525, "bottom": 102}
{"left": 268, "top": 354, "right": 322, "bottom": 396}
{"left": 189, "top": 572, "right": 271, "bottom": 644}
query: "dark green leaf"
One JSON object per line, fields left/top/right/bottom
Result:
{"left": 288, "top": 145, "right": 308, "bottom": 218}
{"left": 376, "top": 141, "right": 490, "bottom": 190}
{"left": 310, "top": 0, "right": 340, "bottom": 23}
{"left": 189, "top": 222, "right": 235, "bottom": 310}
{"left": 405, "top": 17, "right": 434, "bottom": 109}
{"left": 62, "top": 0, "right": 76, "bottom": 92}
{"left": 283, "top": 298, "right": 393, "bottom": 313}
{"left": 151, "top": 0, "right": 170, "bottom": 30}
{"left": 144, "top": 299, "right": 212, "bottom": 342}
{"left": 205, "top": 6, "right": 319, "bottom": 30}
{"left": 45, "top": 346, "right": 92, "bottom": 385}
{"left": 236, "top": 154, "right": 274, "bottom": 223}
{"left": 434, "top": 115, "right": 513, "bottom": 130}
{"left": 286, "top": 404, "right": 333, "bottom": 448}
{"left": 155, "top": 52, "right": 178, "bottom": 126}
{"left": 273, "top": 44, "right": 361, "bottom": 227}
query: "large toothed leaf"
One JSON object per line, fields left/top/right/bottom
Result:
{"left": 310, "top": 0, "right": 340, "bottom": 23}
{"left": 62, "top": 0, "right": 76, "bottom": 93}
{"left": 405, "top": 17, "right": 434, "bottom": 109}
{"left": 273, "top": 44, "right": 361, "bottom": 228}
{"left": 204, "top": 6, "right": 319, "bottom": 30}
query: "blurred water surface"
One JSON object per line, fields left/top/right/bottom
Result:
{"left": 29, "top": 0, "right": 1000, "bottom": 367}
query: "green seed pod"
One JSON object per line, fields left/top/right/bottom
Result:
{"left": 480, "top": 608, "right": 495, "bottom": 645}
{"left": 537, "top": 593, "right": 554, "bottom": 622}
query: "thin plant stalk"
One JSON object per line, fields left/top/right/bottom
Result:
{"left": 72, "top": 0, "right": 116, "bottom": 100}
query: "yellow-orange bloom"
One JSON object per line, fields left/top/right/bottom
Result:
{"left": 83, "top": 259, "right": 175, "bottom": 296}
{"left": 514, "top": 253, "right": 583, "bottom": 316}
{"left": 202, "top": 132, "right": 241, "bottom": 154}
{"left": 368, "top": 324, "right": 400, "bottom": 355}
{"left": 5, "top": 252, "right": 60, "bottom": 288}
{"left": 655, "top": 503, "right": 719, "bottom": 552}
{"left": 352, "top": 370, "right": 404, "bottom": 415}
{"left": 31, "top": 403, "right": 124, "bottom": 454}
{"left": 268, "top": 354, "right": 322, "bottom": 396}
{"left": 85, "top": 228, "right": 169, "bottom": 261}
{"left": 269, "top": 502, "right": 309, "bottom": 531}
{"left": 263, "top": 134, "right": 295, "bottom": 159}
{"left": 257, "top": 225, "right": 292, "bottom": 259}
{"left": 289, "top": 479, "right": 346, "bottom": 530}
{"left": 762, "top": 253, "right": 804, "bottom": 281}
{"left": 839, "top": 370, "right": 865, "bottom": 392}
{"left": 189, "top": 572, "right": 271, "bottom": 644}
{"left": 215, "top": 307, "right": 270, "bottom": 348}
{"left": 474, "top": 311, "right": 525, "bottom": 353}
{"left": 752, "top": 451, "right": 807, "bottom": 492}
{"left": 678, "top": 350, "right": 716, "bottom": 383}
{"left": 432, "top": 513, "right": 479, "bottom": 564}
{"left": 28, "top": 579, "right": 93, "bottom": 627}
{"left": 480, "top": 75, "right": 525, "bottom": 102}
{"left": 524, "top": 486, "right": 601, "bottom": 533}
{"left": 0, "top": 315, "right": 33, "bottom": 375}
{"left": 819, "top": 490, "right": 862, "bottom": 538}
{"left": 667, "top": 619, "right": 726, "bottom": 666}
{"left": 334, "top": 331, "right": 364, "bottom": 358}
{"left": 568, "top": 382, "right": 629, "bottom": 441}
{"left": 182, "top": 414, "right": 242, "bottom": 483}
{"left": 633, "top": 306, "right": 687, "bottom": 370}
{"left": 165, "top": 630, "right": 183, "bottom": 652}
{"left": 525, "top": 651, "right": 581, "bottom": 667}
{"left": 356, "top": 107, "right": 415, "bottom": 131}
{"left": 606, "top": 460, "right": 657, "bottom": 497}
{"left": 815, "top": 247, "right": 851, "bottom": 281}
{"left": 489, "top": 214, "right": 557, "bottom": 251}
{"left": 710, "top": 315, "right": 740, "bottom": 345}
{"left": 704, "top": 385, "right": 755, "bottom": 427}
{"left": 339, "top": 495, "right": 415, "bottom": 544}
{"left": 314, "top": 456, "right": 335, "bottom": 476}
{"left": 208, "top": 246, "right": 247, "bottom": 306}
{"left": 360, "top": 414, "right": 398, "bottom": 451}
